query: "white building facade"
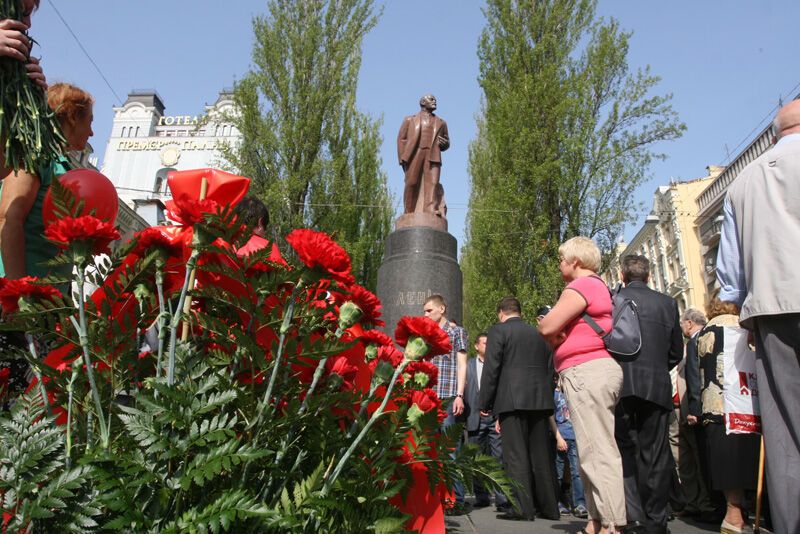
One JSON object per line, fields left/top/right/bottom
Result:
{"left": 101, "top": 89, "right": 241, "bottom": 221}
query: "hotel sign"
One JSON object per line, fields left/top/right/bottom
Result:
{"left": 116, "top": 139, "right": 223, "bottom": 151}
{"left": 158, "top": 115, "right": 201, "bottom": 126}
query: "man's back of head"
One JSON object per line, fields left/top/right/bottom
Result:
{"left": 680, "top": 307, "right": 707, "bottom": 336}
{"left": 496, "top": 296, "right": 521, "bottom": 318}
{"left": 621, "top": 255, "right": 650, "bottom": 285}
{"left": 773, "top": 99, "right": 800, "bottom": 139}
{"left": 235, "top": 197, "right": 269, "bottom": 236}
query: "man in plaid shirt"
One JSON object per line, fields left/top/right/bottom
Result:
{"left": 423, "top": 294, "right": 468, "bottom": 513}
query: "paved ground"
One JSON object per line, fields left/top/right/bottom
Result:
{"left": 444, "top": 498, "right": 721, "bottom": 533}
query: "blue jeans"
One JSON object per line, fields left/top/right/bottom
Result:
{"left": 555, "top": 437, "right": 586, "bottom": 509}
{"left": 442, "top": 398, "right": 465, "bottom": 505}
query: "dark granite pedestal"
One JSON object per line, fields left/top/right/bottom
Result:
{"left": 376, "top": 226, "right": 463, "bottom": 334}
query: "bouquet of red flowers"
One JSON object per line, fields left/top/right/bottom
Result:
{"left": 0, "top": 168, "right": 510, "bottom": 533}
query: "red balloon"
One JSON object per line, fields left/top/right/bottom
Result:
{"left": 43, "top": 169, "right": 119, "bottom": 225}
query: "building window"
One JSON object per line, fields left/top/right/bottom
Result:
{"left": 153, "top": 167, "right": 175, "bottom": 195}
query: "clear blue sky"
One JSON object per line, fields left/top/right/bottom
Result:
{"left": 34, "top": 1, "right": 800, "bottom": 250}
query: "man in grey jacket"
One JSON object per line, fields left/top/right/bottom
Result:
{"left": 717, "top": 98, "right": 800, "bottom": 534}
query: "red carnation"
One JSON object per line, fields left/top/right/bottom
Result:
{"left": 408, "top": 388, "right": 440, "bottom": 413}
{"left": 358, "top": 329, "right": 393, "bottom": 347}
{"left": 165, "top": 193, "right": 220, "bottom": 225}
{"left": 368, "top": 344, "right": 404, "bottom": 370}
{"left": 340, "top": 284, "right": 384, "bottom": 327}
{"left": 405, "top": 360, "right": 439, "bottom": 389}
{"left": 44, "top": 215, "right": 120, "bottom": 254}
{"left": 0, "top": 277, "right": 63, "bottom": 314}
{"left": 394, "top": 316, "right": 451, "bottom": 360}
{"left": 131, "top": 226, "right": 183, "bottom": 257}
{"left": 286, "top": 229, "right": 355, "bottom": 285}
{"left": 400, "top": 388, "right": 442, "bottom": 424}
{"left": 326, "top": 353, "right": 360, "bottom": 390}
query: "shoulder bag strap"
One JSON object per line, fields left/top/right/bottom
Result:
{"left": 581, "top": 312, "right": 606, "bottom": 336}
{"left": 581, "top": 274, "right": 610, "bottom": 336}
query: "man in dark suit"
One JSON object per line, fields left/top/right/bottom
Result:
{"left": 465, "top": 332, "right": 510, "bottom": 512}
{"left": 614, "top": 255, "right": 682, "bottom": 534}
{"left": 479, "top": 297, "right": 559, "bottom": 521}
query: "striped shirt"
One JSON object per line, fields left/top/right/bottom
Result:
{"left": 431, "top": 321, "right": 468, "bottom": 399}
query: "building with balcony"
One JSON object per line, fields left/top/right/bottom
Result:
{"left": 602, "top": 168, "right": 722, "bottom": 313}
{"left": 694, "top": 127, "right": 773, "bottom": 297}
{"left": 694, "top": 94, "right": 800, "bottom": 296}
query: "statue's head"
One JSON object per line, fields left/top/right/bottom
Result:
{"left": 419, "top": 94, "right": 437, "bottom": 112}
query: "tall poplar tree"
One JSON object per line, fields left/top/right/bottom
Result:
{"left": 223, "top": 0, "right": 393, "bottom": 289}
{"left": 462, "top": 0, "right": 685, "bottom": 334}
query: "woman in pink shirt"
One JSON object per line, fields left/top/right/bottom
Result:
{"left": 538, "top": 236, "right": 626, "bottom": 534}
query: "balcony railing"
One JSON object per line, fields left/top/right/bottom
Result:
{"left": 696, "top": 126, "right": 773, "bottom": 216}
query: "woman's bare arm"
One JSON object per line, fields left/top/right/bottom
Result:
{"left": 0, "top": 170, "right": 40, "bottom": 279}
{"left": 537, "top": 288, "right": 588, "bottom": 345}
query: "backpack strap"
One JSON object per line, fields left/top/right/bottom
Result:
{"left": 581, "top": 312, "right": 606, "bottom": 336}
{"left": 581, "top": 275, "right": 612, "bottom": 336}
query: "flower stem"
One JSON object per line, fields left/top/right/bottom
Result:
{"left": 346, "top": 380, "right": 382, "bottom": 440}
{"left": 298, "top": 357, "right": 327, "bottom": 415}
{"left": 155, "top": 265, "right": 168, "bottom": 380}
{"left": 65, "top": 364, "right": 79, "bottom": 467}
{"left": 71, "top": 274, "right": 109, "bottom": 449}
{"left": 260, "top": 283, "right": 302, "bottom": 413}
{"left": 321, "top": 359, "right": 408, "bottom": 496}
{"left": 24, "top": 333, "right": 51, "bottom": 417}
{"left": 273, "top": 354, "right": 328, "bottom": 466}
{"left": 166, "top": 248, "right": 200, "bottom": 386}
{"left": 241, "top": 283, "right": 303, "bottom": 490}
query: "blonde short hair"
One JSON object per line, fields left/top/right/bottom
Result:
{"left": 558, "top": 236, "right": 602, "bottom": 272}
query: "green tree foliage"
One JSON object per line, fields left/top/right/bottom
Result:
{"left": 223, "top": 0, "right": 393, "bottom": 290}
{"left": 462, "top": 0, "right": 685, "bottom": 333}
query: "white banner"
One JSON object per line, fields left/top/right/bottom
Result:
{"left": 723, "top": 326, "right": 761, "bottom": 434}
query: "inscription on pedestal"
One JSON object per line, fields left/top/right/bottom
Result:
{"left": 395, "top": 289, "right": 434, "bottom": 307}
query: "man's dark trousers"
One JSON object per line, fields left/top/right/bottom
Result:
{"left": 615, "top": 397, "right": 674, "bottom": 534}
{"left": 499, "top": 409, "right": 559, "bottom": 520}
{"left": 755, "top": 314, "right": 800, "bottom": 534}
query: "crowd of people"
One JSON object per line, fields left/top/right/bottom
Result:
{"left": 426, "top": 137, "right": 800, "bottom": 534}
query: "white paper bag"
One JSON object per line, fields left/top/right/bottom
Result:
{"left": 723, "top": 326, "right": 761, "bottom": 435}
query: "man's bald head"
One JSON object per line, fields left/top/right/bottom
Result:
{"left": 773, "top": 100, "right": 800, "bottom": 139}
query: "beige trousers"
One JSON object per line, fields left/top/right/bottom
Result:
{"left": 559, "top": 357, "right": 627, "bottom": 528}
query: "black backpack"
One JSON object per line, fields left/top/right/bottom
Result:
{"left": 581, "top": 279, "right": 642, "bottom": 362}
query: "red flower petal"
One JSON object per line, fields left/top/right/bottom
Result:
{"left": 165, "top": 193, "right": 220, "bottom": 226}
{"left": 131, "top": 226, "right": 184, "bottom": 257}
{"left": 0, "top": 276, "right": 63, "bottom": 314}
{"left": 286, "top": 229, "right": 354, "bottom": 285}
{"left": 44, "top": 215, "right": 121, "bottom": 254}
{"left": 358, "top": 329, "right": 394, "bottom": 347}
{"left": 394, "top": 317, "right": 451, "bottom": 357}
{"left": 340, "top": 284, "right": 384, "bottom": 327}
{"left": 405, "top": 360, "right": 439, "bottom": 389}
